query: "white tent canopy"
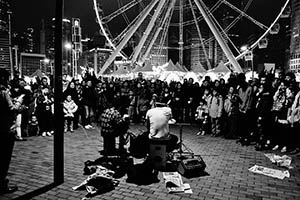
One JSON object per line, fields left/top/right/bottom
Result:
{"left": 190, "top": 62, "right": 207, "bottom": 74}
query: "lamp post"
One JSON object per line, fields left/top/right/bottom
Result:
{"left": 64, "top": 42, "right": 72, "bottom": 76}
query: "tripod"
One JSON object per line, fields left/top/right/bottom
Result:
{"left": 174, "top": 123, "right": 194, "bottom": 160}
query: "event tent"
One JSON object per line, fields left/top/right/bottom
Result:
{"left": 190, "top": 62, "right": 207, "bottom": 74}
{"left": 212, "top": 61, "right": 231, "bottom": 73}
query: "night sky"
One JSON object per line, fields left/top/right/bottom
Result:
{"left": 10, "top": 0, "right": 287, "bottom": 38}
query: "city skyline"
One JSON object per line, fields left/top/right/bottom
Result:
{"left": 11, "top": 0, "right": 285, "bottom": 38}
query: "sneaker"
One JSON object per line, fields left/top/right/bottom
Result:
{"left": 196, "top": 131, "right": 201, "bottom": 136}
{"left": 84, "top": 125, "right": 90, "bottom": 129}
{"left": 272, "top": 145, "right": 279, "bottom": 151}
{"left": 46, "top": 132, "right": 52, "bottom": 136}
{"left": 0, "top": 185, "right": 18, "bottom": 194}
{"left": 201, "top": 131, "right": 206, "bottom": 136}
{"left": 281, "top": 146, "right": 287, "bottom": 153}
{"left": 88, "top": 124, "right": 95, "bottom": 129}
{"left": 50, "top": 131, "right": 54, "bottom": 134}
{"left": 42, "top": 132, "right": 47, "bottom": 137}
{"left": 15, "top": 136, "right": 26, "bottom": 141}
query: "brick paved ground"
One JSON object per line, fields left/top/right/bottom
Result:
{"left": 1, "top": 124, "right": 300, "bottom": 200}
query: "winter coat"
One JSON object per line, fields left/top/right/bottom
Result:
{"left": 288, "top": 91, "right": 300, "bottom": 124}
{"left": 207, "top": 94, "right": 223, "bottom": 118}
{"left": 63, "top": 100, "right": 78, "bottom": 117}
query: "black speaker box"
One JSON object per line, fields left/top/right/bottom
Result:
{"left": 177, "top": 156, "right": 206, "bottom": 177}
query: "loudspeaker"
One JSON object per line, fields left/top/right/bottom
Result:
{"left": 177, "top": 156, "right": 206, "bottom": 177}
{"left": 149, "top": 143, "right": 167, "bottom": 170}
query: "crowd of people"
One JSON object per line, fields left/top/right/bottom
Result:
{"left": 1, "top": 66, "right": 300, "bottom": 194}
{"left": 5, "top": 69, "right": 300, "bottom": 155}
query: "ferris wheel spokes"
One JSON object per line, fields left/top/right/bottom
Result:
{"left": 224, "top": 0, "right": 290, "bottom": 67}
{"left": 170, "top": 0, "right": 223, "bottom": 27}
{"left": 206, "top": 5, "right": 241, "bottom": 55}
{"left": 222, "top": 0, "right": 268, "bottom": 31}
{"left": 131, "top": 0, "right": 168, "bottom": 65}
{"left": 194, "top": 0, "right": 243, "bottom": 73}
{"left": 99, "top": 0, "right": 160, "bottom": 75}
{"left": 188, "top": 0, "right": 212, "bottom": 69}
{"left": 101, "top": 0, "right": 142, "bottom": 23}
{"left": 157, "top": 1, "right": 175, "bottom": 56}
{"left": 140, "top": 0, "right": 177, "bottom": 65}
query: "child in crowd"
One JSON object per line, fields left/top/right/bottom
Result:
{"left": 195, "top": 99, "right": 209, "bottom": 136}
{"left": 207, "top": 87, "right": 223, "bottom": 137}
{"left": 28, "top": 115, "right": 39, "bottom": 136}
{"left": 63, "top": 95, "right": 78, "bottom": 133}
{"left": 150, "top": 94, "right": 158, "bottom": 109}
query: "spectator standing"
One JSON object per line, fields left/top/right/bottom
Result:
{"left": 63, "top": 95, "right": 78, "bottom": 133}
{"left": 35, "top": 87, "right": 54, "bottom": 136}
{"left": 287, "top": 89, "right": 300, "bottom": 154}
{"left": 0, "top": 68, "right": 24, "bottom": 194}
{"left": 82, "top": 80, "right": 96, "bottom": 129}
{"left": 195, "top": 99, "right": 209, "bottom": 136}
{"left": 207, "top": 87, "right": 223, "bottom": 137}
{"left": 63, "top": 81, "right": 79, "bottom": 129}
{"left": 224, "top": 86, "right": 241, "bottom": 139}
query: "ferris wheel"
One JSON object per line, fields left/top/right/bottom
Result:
{"left": 93, "top": 0, "right": 290, "bottom": 75}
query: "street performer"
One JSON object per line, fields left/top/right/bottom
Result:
{"left": 145, "top": 103, "right": 178, "bottom": 152}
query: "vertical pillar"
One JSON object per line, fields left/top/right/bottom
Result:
{"left": 54, "top": 0, "right": 64, "bottom": 184}
{"left": 8, "top": 11, "right": 13, "bottom": 79}
{"left": 94, "top": 49, "right": 98, "bottom": 75}
{"left": 179, "top": 0, "right": 184, "bottom": 65}
{"left": 14, "top": 46, "right": 18, "bottom": 73}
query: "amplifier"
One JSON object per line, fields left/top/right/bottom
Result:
{"left": 177, "top": 156, "right": 206, "bottom": 177}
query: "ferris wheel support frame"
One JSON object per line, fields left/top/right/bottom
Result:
{"left": 131, "top": 0, "right": 167, "bottom": 65}
{"left": 140, "top": 0, "right": 177, "bottom": 64}
{"left": 194, "top": 0, "right": 243, "bottom": 73}
{"left": 98, "top": 0, "right": 160, "bottom": 75}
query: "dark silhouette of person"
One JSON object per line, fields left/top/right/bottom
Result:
{"left": 0, "top": 68, "right": 24, "bottom": 194}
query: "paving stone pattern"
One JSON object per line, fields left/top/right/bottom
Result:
{"left": 1, "top": 124, "right": 300, "bottom": 200}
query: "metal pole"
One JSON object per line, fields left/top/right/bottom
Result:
{"left": 8, "top": 11, "right": 13, "bottom": 79}
{"left": 98, "top": 0, "right": 159, "bottom": 75}
{"left": 94, "top": 49, "right": 98, "bottom": 74}
{"left": 14, "top": 46, "right": 18, "bottom": 73}
{"left": 179, "top": 0, "right": 184, "bottom": 66}
{"left": 193, "top": 0, "right": 243, "bottom": 73}
{"left": 54, "top": 0, "right": 64, "bottom": 184}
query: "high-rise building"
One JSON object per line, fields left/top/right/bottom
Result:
{"left": 290, "top": 0, "right": 300, "bottom": 72}
{"left": 0, "top": 0, "right": 11, "bottom": 71}
{"left": 40, "top": 18, "right": 72, "bottom": 74}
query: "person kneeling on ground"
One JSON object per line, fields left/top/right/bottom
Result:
{"left": 99, "top": 103, "right": 129, "bottom": 156}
